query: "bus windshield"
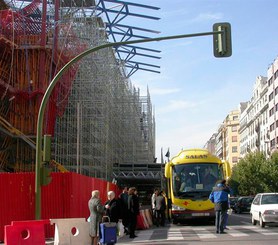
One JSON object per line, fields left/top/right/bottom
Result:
{"left": 172, "top": 163, "right": 223, "bottom": 197}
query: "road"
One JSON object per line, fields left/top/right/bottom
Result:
{"left": 117, "top": 212, "right": 278, "bottom": 245}
{"left": 1, "top": 213, "right": 277, "bottom": 244}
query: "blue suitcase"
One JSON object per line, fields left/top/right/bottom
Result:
{"left": 99, "top": 217, "right": 117, "bottom": 245}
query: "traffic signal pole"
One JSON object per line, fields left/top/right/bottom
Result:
{"left": 35, "top": 23, "right": 232, "bottom": 219}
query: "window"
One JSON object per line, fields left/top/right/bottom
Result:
{"left": 261, "top": 194, "right": 278, "bottom": 205}
{"left": 268, "top": 76, "right": 273, "bottom": 86}
{"left": 232, "top": 146, "right": 237, "bottom": 152}
{"left": 233, "top": 116, "right": 238, "bottom": 120}
{"left": 232, "top": 136, "right": 237, "bottom": 142}
{"left": 270, "top": 107, "right": 275, "bottom": 117}
{"left": 269, "top": 92, "right": 274, "bottom": 100}
{"left": 270, "top": 139, "right": 275, "bottom": 148}
{"left": 253, "top": 195, "right": 261, "bottom": 205}
{"left": 232, "top": 157, "right": 238, "bottom": 163}
{"left": 270, "top": 123, "right": 275, "bottom": 131}
{"left": 232, "top": 126, "right": 237, "bottom": 132}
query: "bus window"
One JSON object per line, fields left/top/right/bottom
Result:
{"left": 203, "top": 166, "right": 218, "bottom": 190}
{"left": 172, "top": 163, "right": 223, "bottom": 197}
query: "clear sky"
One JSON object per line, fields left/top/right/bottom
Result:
{"left": 111, "top": 0, "right": 278, "bottom": 161}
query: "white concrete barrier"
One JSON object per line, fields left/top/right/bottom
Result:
{"left": 144, "top": 209, "right": 153, "bottom": 226}
{"left": 50, "top": 218, "right": 91, "bottom": 245}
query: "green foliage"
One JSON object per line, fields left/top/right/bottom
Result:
{"left": 262, "top": 152, "right": 278, "bottom": 192}
{"left": 230, "top": 151, "right": 268, "bottom": 196}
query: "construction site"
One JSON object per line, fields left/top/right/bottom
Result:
{"left": 0, "top": 0, "right": 161, "bottom": 182}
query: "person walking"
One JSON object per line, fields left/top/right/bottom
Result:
{"left": 209, "top": 179, "right": 230, "bottom": 234}
{"left": 223, "top": 182, "right": 233, "bottom": 230}
{"left": 119, "top": 187, "right": 129, "bottom": 235}
{"left": 154, "top": 191, "right": 166, "bottom": 227}
{"left": 127, "top": 187, "right": 139, "bottom": 238}
{"left": 151, "top": 188, "right": 159, "bottom": 224}
{"left": 88, "top": 190, "right": 104, "bottom": 245}
{"left": 151, "top": 188, "right": 159, "bottom": 210}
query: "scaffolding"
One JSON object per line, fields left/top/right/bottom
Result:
{"left": 0, "top": 0, "right": 158, "bottom": 180}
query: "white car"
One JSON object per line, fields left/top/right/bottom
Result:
{"left": 250, "top": 193, "right": 278, "bottom": 228}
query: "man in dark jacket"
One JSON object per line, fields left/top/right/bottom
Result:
{"left": 119, "top": 187, "right": 129, "bottom": 235}
{"left": 104, "top": 191, "right": 120, "bottom": 245}
{"left": 209, "top": 179, "right": 230, "bottom": 234}
{"left": 104, "top": 191, "right": 120, "bottom": 223}
{"left": 127, "top": 187, "right": 140, "bottom": 238}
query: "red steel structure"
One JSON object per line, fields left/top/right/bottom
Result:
{"left": 0, "top": 0, "right": 87, "bottom": 171}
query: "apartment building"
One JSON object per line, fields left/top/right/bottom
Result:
{"left": 215, "top": 123, "right": 224, "bottom": 159}
{"left": 203, "top": 133, "right": 216, "bottom": 155}
{"left": 206, "top": 57, "right": 278, "bottom": 166}
{"left": 239, "top": 76, "right": 269, "bottom": 157}
{"left": 267, "top": 58, "right": 278, "bottom": 153}
{"left": 215, "top": 110, "right": 240, "bottom": 169}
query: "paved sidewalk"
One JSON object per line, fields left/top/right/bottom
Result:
{"left": 0, "top": 239, "right": 54, "bottom": 244}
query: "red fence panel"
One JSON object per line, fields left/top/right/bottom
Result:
{"left": 0, "top": 172, "right": 121, "bottom": 242}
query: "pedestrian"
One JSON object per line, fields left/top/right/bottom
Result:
{"left": 209, "top": 179, "right": 230, "bottom": 234}
{"left": 151, "top": 188, "right": 159, "bottom": 210}
{"left": 223, "top": 181, "right": 233, "bottom": 230}
{"left": 104, "top": 191, "right": 120, "bottom": 223}
{"left": 88, "top": 190, "right": 104, "bottom": 245}
{"left": 151, "top": 188, "right": 159, "bottom": 224}
{"left": 154, "top": 190, "right": 166, "bottom": 226}
{"left": 104, "top": 191, "right": 120, "bottom": 245}
{"left": 119, "top": 186, "right": 129, "bottom": 235}
{"left": 127, "top": 187, "right": 140, "bottom": 238}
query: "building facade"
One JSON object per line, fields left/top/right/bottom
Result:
{"left": 206, "top": 58, "right": 277, "bottom": 166}
{"left": 203, "top": 133, "right": 216, "bottom": 155}
{"left": 214, "top": 109, "right": 240, "bottom": 169}
{"left": 239, "top": 76, "right": 268, "bottom": 158}
{"left": 267, "top": 58, "right": 278, "bottom": 154}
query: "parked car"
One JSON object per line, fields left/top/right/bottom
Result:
{"left": 229, "top": 197, "right": 239, "bottom": 211}
{"left": 234, "top": 196, "right": 254, "bottom": 214}
{"left": 250, "top": 193, "right": 278, "bottom": 228}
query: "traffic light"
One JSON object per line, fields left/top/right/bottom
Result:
{"left": 40, "top": 165, "right": 52, "bottom": 186}
{"left": 213, "top": 22, "right": 232, "bottom": 57}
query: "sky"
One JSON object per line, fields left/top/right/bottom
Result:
{"left": 107, "top": 0, "right": 278, "bottom": 161}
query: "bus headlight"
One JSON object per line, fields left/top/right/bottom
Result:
{"left": 172, "top": 204, "right": 186, "bottom": 211}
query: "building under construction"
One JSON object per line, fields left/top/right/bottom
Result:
{"left": 0, "top": 0, "right": 160, "bottom": 181}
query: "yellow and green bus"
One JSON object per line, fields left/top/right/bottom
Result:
{"left": 164, "top": 148, "right": 231, "bottom": 224}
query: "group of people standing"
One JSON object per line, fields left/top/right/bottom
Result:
{"left": 88, "top": 187, "right": 140, "bottom": 245}
{"left": 87, "top": 180, "right": 231, "bottom": 244}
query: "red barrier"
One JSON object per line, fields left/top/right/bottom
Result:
{"left": 4, "top": 219, "right": 50, "bottom": 245}
{"left": 136, "top": 214, "right": 145, "bottom": 230}
{"left": 0, "top": 172, "right": 121, "bottom": 241}
{"left": 136, "top": 210, "right": 149, "bottom": 230}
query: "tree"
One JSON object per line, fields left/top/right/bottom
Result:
{"left": 228, "top": 164, "right": 240, "bottom": 196}
{"left": 230, "top": 152, "right": 266, "bottom": 195}
{"left": 261, "top": 152, "right": 278, "bottom": 192}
